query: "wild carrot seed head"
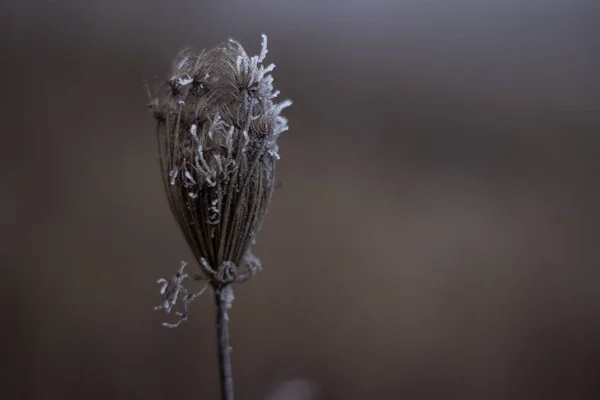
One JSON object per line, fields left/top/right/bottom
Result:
{"left": 150, "top": 34, "right": 291, "bottom": 290}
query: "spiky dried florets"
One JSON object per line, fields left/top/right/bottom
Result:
{"left": 150, "top": 34, "right": 291, "bottom": 293}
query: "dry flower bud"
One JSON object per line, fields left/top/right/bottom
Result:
{"left": 150, "top": 34, "right": 291, "bottom": 306}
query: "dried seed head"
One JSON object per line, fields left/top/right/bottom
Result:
{"left": 150, "top": 34, "right": 291, "bottom": 291}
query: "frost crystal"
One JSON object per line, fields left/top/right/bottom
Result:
{"left": 178, "top": 76, "right": 193, "bottom": 86}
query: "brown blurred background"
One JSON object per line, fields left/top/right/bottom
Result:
{"left": 1, "top": 1, "right": 599, "bottom": 399}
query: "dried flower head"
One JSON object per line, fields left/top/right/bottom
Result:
{"left": 150, "top": 34, "right": 291, "bottom": 326}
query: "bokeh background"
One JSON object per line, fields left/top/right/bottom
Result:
{"left": 1, "top": 1, "right": 599, "bottom": 399}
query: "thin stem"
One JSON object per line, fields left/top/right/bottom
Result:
{"left": 215, "top": 285, "right": 234, "bottom": 400}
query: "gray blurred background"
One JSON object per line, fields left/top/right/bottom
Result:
{"left": 1, "top": 1, "right": 599, "bottom": 399}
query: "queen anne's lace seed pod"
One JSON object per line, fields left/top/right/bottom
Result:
{"left": 150, "top": 35, "right": 291, "bottom": 293}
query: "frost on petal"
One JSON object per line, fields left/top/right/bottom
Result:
{"left": 236, "top": 55, "right": 243, "bottom": 74}
{"left": 242, "top": 130, "right": 249, "bottom": 150}
{"left": 277, "top": 99, "right": 293, "bottom": 112}
{"left": 178, "top": 76, "right": 193, "bottom": 86}
{"left": 169, "top": 169, "right": 179, "bottom": 185}
{"left": 184, "top": 170, "right": 196, "bottom": 184}
{"left": 259, "top": 63, "right": 275, "bottom": 80}
{"left": 258, "top": 34, "right": 268, "bottom": 62}
{"left": 214, "top": 154, "right": 222, "bottom": 173}
{"left": 269, "top": 148, "right": 280, "bottom": 160}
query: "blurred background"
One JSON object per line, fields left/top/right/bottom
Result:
{"left": 1, "top": 1, "right": 599, "bottom": 399}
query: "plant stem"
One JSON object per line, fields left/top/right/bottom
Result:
{"left": 215, "top": 285, "right": 234, "bottom": 400}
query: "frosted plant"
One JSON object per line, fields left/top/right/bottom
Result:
{"left": 148, "top": 34, "right": 291, "bottom": 400}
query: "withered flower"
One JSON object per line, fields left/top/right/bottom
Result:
{"left": 150, "top": 33, "right": 291, "bottom": 320}
{"left": 149, "top": 34, "right": 291, "bottom": 399}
